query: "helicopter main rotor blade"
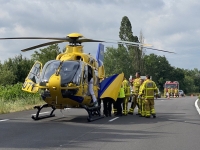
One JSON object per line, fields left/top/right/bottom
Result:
{"left": 0, "top": 37, "right": 70, "bottom": 41}
{"left": 143, "top": 47, "right": 176, "bottom": 54}
{"left": 21, "top": 40, "right": 65, "bottom": 52}
{"left": 83, "top": 38, "right": 175, "bottom": 53}
{"left": 77, "top": 38, "right": 104, "bottom": 43}
{"left": 0, "top": 35, "right": 175, "bottom": 54}
{"left": 117, "top": 42, "right": 175, "bottom": 54}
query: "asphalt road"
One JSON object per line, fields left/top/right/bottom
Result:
{"left": 0, "top": 96, "right": 200, "bottom": 150}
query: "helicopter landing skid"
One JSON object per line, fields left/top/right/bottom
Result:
{"left": 81, "top": 105, "right": 104, "bottom": 122}
{"left": 31, "top": 104, "right": 56, "bottom": 120}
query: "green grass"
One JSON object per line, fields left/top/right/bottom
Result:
{"left": 0, "top": 83, "right": 45, "bottom": 114}
{"left": 0, "top": 98, "right": 45, "bottom": 114}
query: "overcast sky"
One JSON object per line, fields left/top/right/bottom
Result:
{"left": 0, "top": 0, "right": 200, "bottom": 70}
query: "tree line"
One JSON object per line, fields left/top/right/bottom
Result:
{"left": 0, "top": 16, "right": 200, "bottom": 95}
{"left": 104, "top": 16, "right": 200, "bottom": 94}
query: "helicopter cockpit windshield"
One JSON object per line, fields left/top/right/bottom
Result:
{"left": 60, "top": 61, "right": 82, "bottom": 86}
{"left": 40, "top": 60, "right": 82, "bottom": 86}
{"left": 40, "top": 60, "right": 60, "bottom": 83}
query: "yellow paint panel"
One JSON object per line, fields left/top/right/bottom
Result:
{"left": 67, "top": 33, "right": 83, "bottom": 38}
{"left": 22, "top": 79, "right": 39, "bottom": 93}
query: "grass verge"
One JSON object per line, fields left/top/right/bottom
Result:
{"left": 0, "top": 98, "right": 45, "bottom": 114}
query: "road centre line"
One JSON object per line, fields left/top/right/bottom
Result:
{"left": 0, "top": 119, "right": 9, "bottom": 122}
{"left": 195, "top": 99, "right": 200, "bottom": 115}
{"left": 109, "top": 117, "right": 119, "bottom": 122}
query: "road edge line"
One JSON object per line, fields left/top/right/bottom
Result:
{"left": 195, "top": 99, "right": 200, "bottom": 115}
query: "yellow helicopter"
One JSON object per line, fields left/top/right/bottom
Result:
{"left": 0, "top": 33, "right": 175, "bottom": 121}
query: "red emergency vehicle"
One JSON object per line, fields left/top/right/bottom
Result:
{"left": 164, "top": 81, "right": 179, "bottom": 97}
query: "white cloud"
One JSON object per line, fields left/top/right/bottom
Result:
{"left": 0, "top": 0, "right": 200, "bottom": 70}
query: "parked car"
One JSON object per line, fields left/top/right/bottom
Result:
{"left": 179, "top": 90, "right": 184, "bottom": 96}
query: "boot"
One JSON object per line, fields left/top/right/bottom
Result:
{"left": 152, "top": 114, "right": 156, "bottom": 118}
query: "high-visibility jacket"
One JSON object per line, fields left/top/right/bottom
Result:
{"left": 169, "top": 88, "right": 173, "bottom": 93}
{"left": 139, "top": 81, "right": 145, "bottom": 95}
{"left": 133, "top": 77, "right": 141, "bottom": 95}
{"left": 118, "top": 84, "right": 125, "bottom": 98}
{"left": 174, "top": 88, "right": 178, "bottom": 94}
{"left": 123, "top": 79, "right": 130, "bottom": 96}
{"left": 139, "top": 79, "right": 158, "bottom": 99}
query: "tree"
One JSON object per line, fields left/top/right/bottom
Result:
{"left": 3, "top": 54, "right": 34, "bottom": 84}
{"left": 119, "top": 16, "right": 138, "bottom": 42}
{"left": 183, "top": 75, "right": 195, "bottom": 94}
{"left": 104, "top": 16, "right": 146, "bottom": 78}
{"left": 169, "top": 67, "right": 185, "bottom": 90}
{"left": 104, "top": 46, "right": 131, "bottom": 78}
{"left": 0, "top": 63, "right": 16, "bottom": 85}
{"left": 143, "top": 54, "right": 172, "bottom": 90}
{"left": 31, "top": 44, "right": 61, "bottom": 65}
{"left": 119, "top": 16, "right": 143, "bottom": 73}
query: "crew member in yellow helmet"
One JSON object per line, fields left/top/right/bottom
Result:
{"left": 138, "top": 79, "right": 145, "bottom": 117}
{"left": 128, "top": 72, "right": 141, "bottom": 115}
{"left": 122, "top": 77, "right": 130, "bottom": 116}
{"left": 139, "top": 74, "right": 158, "bottom": 118}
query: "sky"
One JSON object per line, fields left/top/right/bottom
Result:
{"left": 0, "top": 0, "right": 200, "bottom": 70}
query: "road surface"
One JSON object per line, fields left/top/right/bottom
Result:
{"left": 0, "top": 96, "right": 200, "bottom": 150}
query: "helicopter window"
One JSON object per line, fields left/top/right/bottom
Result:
{"left": 83, "top": 65, "right": 88, "bottom": 83}
{"left": 76, "top": 56, "right": 83, "bottom": 61}
{"left": 88, "top": 66, "right": 93, "bottom": 82}
{"left": 40, "top": 60, "right": 60, "bottom": 83}
{"left": 28, "top": 62, "right": 41, "bottom": 84}
{"left": 165, "top": 84, "right": 177, "bottom": 89}
{"left": 60, "top": 61, "right": 82, "bottom": 86}
{"left": 94, "top": 70, "right": 99, "bottom": 86}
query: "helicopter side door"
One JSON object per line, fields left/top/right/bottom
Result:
{"left": 22, "top": 61, "right": 42, "bottom": 93}
{"left": 82, "top": 64, "right": 89, "bottom": 95}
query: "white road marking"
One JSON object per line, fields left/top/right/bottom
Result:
{"left": 109, "top": 117, "right": 119, "bottom": 122}
{"left": 0, "top": 119, "right": 9, "bottom": 122}
{"left": 168, "top": 119, "right": 178, "bottom": 121}
{"left": 195, "top": 99, "right": 200, "bottom": 115}
{"left": 31, "top": 112, "right": 50, "bottom": 115}
{"left": 64, "top": 108, "right": 71, "bottom": 110}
